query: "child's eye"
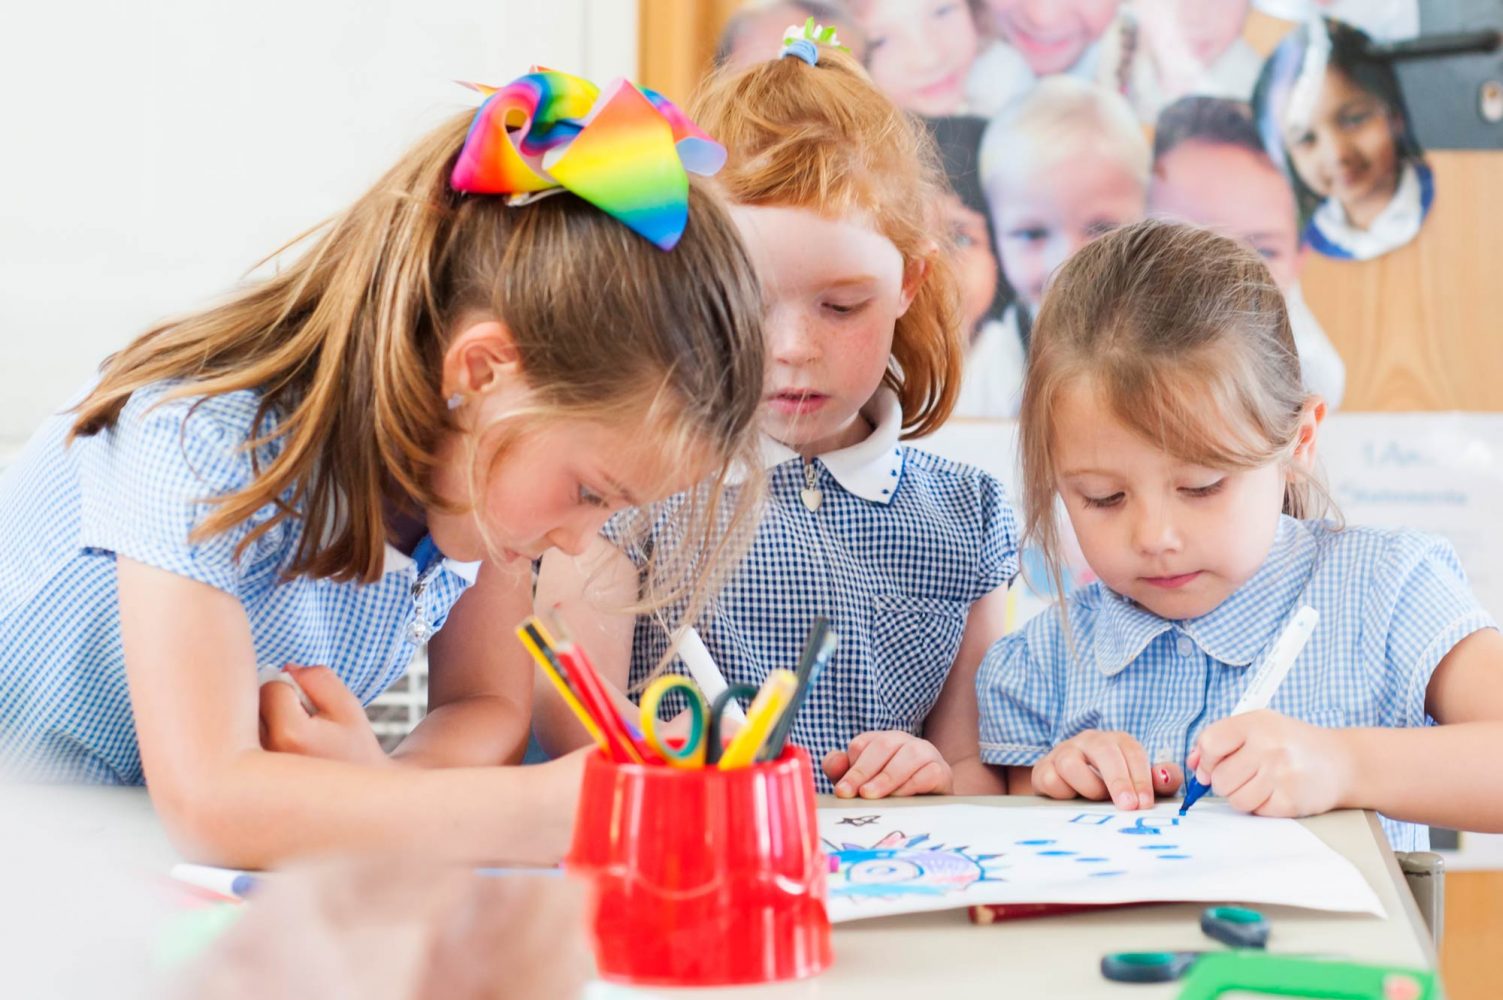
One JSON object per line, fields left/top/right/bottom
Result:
{"left": 1009, "top": 226, "right": 1049, "bottom": 243}
{"left": 1082, "top": 492, "right": 1124, "bottom": 509}
{"left": 1338, "top": 110, "right": 1373, "bottom": 130}
{"left": 824, "top": 300, "right": 868, "bottom": 316}
{"left": 1181, "top": 479, "right": 1226, "bottom": 499}
{"left": 577, "top": 484, "right": 609, "bottom": 508}
{"left": 1293, "top": 130, "right": 1316, "bottom": 149}
{"left": 1085, "top": 219, "right": 1120, "bottom": 239}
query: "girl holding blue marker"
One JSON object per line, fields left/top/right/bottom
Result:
{"left": 967, "top": 219, "right": 1503, "bottom": 849}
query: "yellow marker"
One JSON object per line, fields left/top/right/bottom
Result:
{"left": 1002, "top": 585, "right": 1020, "bottom": 635}
{"left": 516, "top": 622, "right": 608, "bottom": 754}
{"left": 717, "top": 669, "right": 798, "bottom": 770}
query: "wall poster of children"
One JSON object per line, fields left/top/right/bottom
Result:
{"left": 713, "top": 0, "right": 1435, "bottom": 424}
{"left": 711, "top": 1, "right": 1445, "bottom": 628}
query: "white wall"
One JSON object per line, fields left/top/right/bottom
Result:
{"left": 0, "top": 0, "right": 636, "bottom": 445}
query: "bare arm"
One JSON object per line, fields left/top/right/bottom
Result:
{"left": 391, "top": 559, "right": 537, "bottom": 768}
{"left": 1340, "top": 628, "right": 1503, "bottom": 830}
{"left": 927, "top": 585, "right": 1008, "bottom": 796}
{"left": 530, "top": 537, "right": 640, "bottom": 757}
{"left": 119, "top": 556, "right": 584, "bottom": 869}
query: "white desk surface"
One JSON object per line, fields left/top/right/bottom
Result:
{"left": 1, "top": 787, "right": 1438, "bottom": 999}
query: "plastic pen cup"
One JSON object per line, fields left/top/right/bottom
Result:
{"left": 565, "top": 744, "right": 832, "bottom": 987}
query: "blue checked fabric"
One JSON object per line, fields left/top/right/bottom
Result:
{"left": 614, "top": 442, "right": 1018, "bottom": 792}
{"left": 978, "top": 515, "right": 1498, "bottom": 850}
{"left": 0, "top": 382, "right": 476, "bottom": 783}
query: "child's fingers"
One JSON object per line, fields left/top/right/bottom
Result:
{"left": 822, "top": 748, "right": 852, "bottom": 784}
{"left": 259, "top": 681, "right": 313, "bottom": 751}
{"left": 1224, "top": 767, "right": 1276, "bottom": 816}
{"left": 286, "top": 665, "right": 361, "bottom": 722}
{"left": 1051, "top": 748, "right": 1110, "bottom": 801}
{"left": 1079, "top": 739, "right": 1143, "bottom": 810}
{"left": 1118, "top": 742, "right": 1155, "bottom": 810}
{"left": 1152, "top": 762, "right": 1184, "bottom": 796}
{"left": 1208, "top": 747, "right": 1261, "bottom": 803}
{"left": 1030, "top": 759, "right": 1077, "bottom": 799}
{"left": 1193, "top": 719, "right": 1248, "bottom": 784}
{"left": 857, "top": 741, "right": 938, "bottom": 799}
{"left": 836, "top": 734, "right": 903, "bottom": 799}
{"left": 886, "top": 759, "right": 951, "bottom": 798}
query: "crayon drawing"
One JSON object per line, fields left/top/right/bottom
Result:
{"left": 826, "top": 831, "right": 1009, "bottom": 901}
{"left": 818, "top": 804, "right": 1383, "bottom": 923}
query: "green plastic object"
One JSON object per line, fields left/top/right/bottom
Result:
{"left": 1177, "top": 953, "right": 1438, "bottom": 999}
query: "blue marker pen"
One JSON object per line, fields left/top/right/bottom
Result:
{"left": 1180, "top": 606, "right": 1319, "bottom": 816}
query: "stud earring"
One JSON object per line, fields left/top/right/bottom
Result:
{"left": 446, "top": 392, "right": 465, "bottom": 411}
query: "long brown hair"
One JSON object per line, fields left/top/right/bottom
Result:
{"left": 70, "top": 110, "right": 767, "bottom": 588}
{"left": 1020, "top": 218, "right": 1332, "bottom": 603}
{"left": 690, "top": 45, "right": 964, "bottom": 437}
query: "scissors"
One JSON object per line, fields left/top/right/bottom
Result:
{"left": 639, "top": 676, "right": 758, "bottom": 768}
{"left": 1101, "top": 906, "right": 1273, "bottom": 984}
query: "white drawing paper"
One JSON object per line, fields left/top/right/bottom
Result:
{"left": 820, "top": 803, "right": 1384, "bottom": 922}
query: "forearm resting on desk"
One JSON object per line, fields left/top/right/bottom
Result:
{"left": 392, "top": 693, "right": 532, "bottom": 768}
{"left": 1342, "top": 722, "right": 1503, "bottom": 831}
{"left": 155, "top": 749, "right": 585, "bottom": 870}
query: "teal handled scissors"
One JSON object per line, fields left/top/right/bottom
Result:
{"left": 1101, "top": 906, "right": 1273, "bottom": 984}
{"left": 639, "top": 676, "right": 758, "bottom": 768}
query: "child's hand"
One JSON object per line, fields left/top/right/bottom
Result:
{"left": 173, "top": 856, "right": 591, "bottom": 1000}
{"left": 1189, "top": 709, "right": 1351, "bottom": 817}
{"left": 1031, "top": 731, "right": 1183, "bottom": 809}
{"left": 822, "top": 731, "right": 952, "bottom": 799}
{"left": 259, "top": 665, "right": 390, "bottom": 768}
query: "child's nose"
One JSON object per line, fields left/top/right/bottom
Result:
{"left": 769, "top": 314, "right": 819, "bottom": 366}
{"left": 1131, "top": 500, "right": 1181, "bottom": 555}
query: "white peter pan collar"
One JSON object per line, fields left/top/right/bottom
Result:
{"left": 760, "top": 388, "right": 905, "bottom": 505}
{"left": 1312, "top": 162, "right": 1425, "bottom": 260}
{"left": 380, "top": 542, "right": 481, "bottom": 583}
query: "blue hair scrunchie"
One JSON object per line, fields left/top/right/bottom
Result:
{"left": 779, "top": 37, "right": 819, "bottom": 66}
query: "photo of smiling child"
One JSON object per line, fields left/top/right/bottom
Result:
{"left": 850, "top": 0, "right": 984, "bottom": 118}
{"left": 1252, "top": 16, "right": 1434, "bottom": 261}
{"left": 966, "top": 76, "right": 1148, "bottom": 418}
{"left": 966, "top": 0, "right": 1122, "bottom": 116}
{"left": 1148, "top": 95, "right": 1346, "bottom": 408}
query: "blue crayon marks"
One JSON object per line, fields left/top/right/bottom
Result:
{"left": 1070, "top": 813, "right": 1114, "bottom": 826}
{"left": 1075, "top": 857, "right": 1110, "bottom": 863}
{"left": 1141, "top": 844, "right": 1179, "bottom": 851}
{"left": 1037, "top": 850, "right": 1076, "bottom": 856}
{"left": 1015, "top": 839, "right": 1055, "bottom": 846}
{"left": 1157, "top": 855, "right": 1191, "bottom": 860}
{"left": 1089, "top": 870, "right": 1127, "bottom": 878}
{"left": 1119, "top": 816, "right": 1180, "bottom": 836}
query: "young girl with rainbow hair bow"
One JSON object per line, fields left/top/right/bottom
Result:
{"left": 0, "top": 68, "right": 767, "bottom": 867}
{"left": 536, "top": 33, "right": 1019, "bottom": 800}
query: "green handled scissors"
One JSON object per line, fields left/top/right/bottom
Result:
{"left": 1101, "top": 907, "right": 1274, "bottom": 984}
{"left": 639, "top": 676, "right": 757, "bottom": 768}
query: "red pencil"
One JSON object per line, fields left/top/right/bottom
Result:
{"left": 553, "top": 642, "right": 646, "bottom": 764}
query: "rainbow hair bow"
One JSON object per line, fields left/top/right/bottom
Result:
{"left": 450, "top": 68, "right": 726, "bottom": 251}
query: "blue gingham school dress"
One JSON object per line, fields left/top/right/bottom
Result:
{"left": 0, "top": 382, "right": 477, "bottom": 783}
{"left": 613, "top": 390, "right": 1019, "bottom": 790}
{"left": 978, "top": 515, "right": 1497, "bottom": 850}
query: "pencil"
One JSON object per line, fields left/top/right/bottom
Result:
{"left": 517, "top": 621, "right": 609, "bottom": 754}
{"left": 719, "top": 669, "right": 799, "bottom": 769}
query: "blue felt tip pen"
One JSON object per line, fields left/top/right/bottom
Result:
{"left": 1180, "top": 606, "right": 1319, "bottom": 816}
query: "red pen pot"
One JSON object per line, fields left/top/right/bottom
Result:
{"left": 565, "top": 745, "right": 833, "bottom": 987}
